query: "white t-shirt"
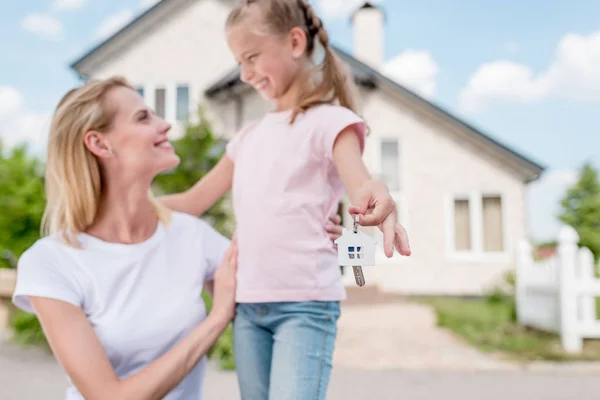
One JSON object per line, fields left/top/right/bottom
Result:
{"left": 12, "top": 211, "right": 230, "bottom": 400}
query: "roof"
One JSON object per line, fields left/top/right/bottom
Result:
{"left": 68, "top": 0, "right": 544, "bottom": 181}
{"left": 70, "top": 0, "right": 184, "bottom": 77}
{"left": 205, "top": 45, "right": 545, "bottom": 181}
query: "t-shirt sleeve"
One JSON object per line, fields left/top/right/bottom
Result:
{"left": 200, "top": 220, "right": 231, "bottom": 282}
{"left": 225, "top": 120, "right": 258, "bottom": 163}
{"left": 12, "top": 241, "right": 84, "bottom": 314}
{"left": 318, "top": 106, "right": 367, "bottom": 162}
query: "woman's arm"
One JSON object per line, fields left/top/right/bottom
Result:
{"left": 160, "top": 155, "right": 234, "bottom": 217}
{"left": 28, "top": 240, "right": 238, "bottom": 400}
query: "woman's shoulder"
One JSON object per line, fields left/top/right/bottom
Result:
{"left": 167, "top": 211, "right": 225, "bottom": 239}
{"left": 19, "top": 235, "right": 75, "bottom": 263}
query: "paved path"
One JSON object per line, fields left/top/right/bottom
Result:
{"left": 2, "top": 341, "right": 600, "bottom": 400}
{"left": 334, "top": 300, "right": 515, "bottom": 370}
{"left": 4, "top": 298, "right": 600, "bottom": 399}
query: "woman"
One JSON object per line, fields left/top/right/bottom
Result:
{"left": 9, "top": 76, "right": 352, "bottom": 400}
{"left": 12, "top": 75, "right": 410, "bottom": 399}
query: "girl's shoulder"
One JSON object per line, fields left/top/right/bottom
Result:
{"left": 306, "top": 103, "right": 362, "bottom": 118}
{"left": 304, "top": 104, "right": 366, "bottom": 133}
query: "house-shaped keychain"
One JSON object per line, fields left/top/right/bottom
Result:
{"left": 335, "top": 215, "right": 377, "bottom": 286}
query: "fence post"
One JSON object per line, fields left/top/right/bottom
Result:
{"left": 558, "top": 225, "right": 582, "bottom": 353}
{"left": 515, "top": 239, "right": 532, "bottom": 324}
{"left": 579, "top": 247, "right": 596, "bottom": 325}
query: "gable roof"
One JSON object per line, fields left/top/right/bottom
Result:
{"left": 205, "top": 45, "right": 545, "bottom": 182}
{"left": 70, "top": 0, "right": 193, "bottom": 77}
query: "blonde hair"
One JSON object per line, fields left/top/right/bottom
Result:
{"left": 41, "top": 76, "right": 171, "bottom": 247}
{"left": 226, "top": 0, "right": 358, "bottom": 123}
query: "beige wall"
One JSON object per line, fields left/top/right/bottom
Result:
{"left": 355, "top": 89, "right": 527, "bottom": 295}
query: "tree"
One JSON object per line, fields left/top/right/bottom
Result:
{"left": 559, "top": 162, "right": 600, "bottom": 262}
{"left": 152, "top": 106, "right": 234, "bottom": 238}
{"left": 0, "top": 140, "right": 46, "bottom": 268}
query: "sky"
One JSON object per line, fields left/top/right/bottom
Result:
{"left": 0, "top": 0, "right": 598, "bottom": 242}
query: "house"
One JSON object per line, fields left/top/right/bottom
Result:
{"left": 69, "top": 0, "right": 545, "bottom": 296}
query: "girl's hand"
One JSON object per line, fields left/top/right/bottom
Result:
{"left": 211, "top": 235, "right": 238, "bottom": 322}
{"left": 347, "top": 179, "right": 411, "bottom": 258}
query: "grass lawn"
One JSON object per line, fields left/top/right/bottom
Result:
{"left": 421, "top": 296, "right": 600, "bottom": 362}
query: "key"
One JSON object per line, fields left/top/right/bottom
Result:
{"left": 352, "top": 216, "right": 366, "bottom": 287}
{"left": 352, "top": 266, "right": 365, "bottom": 287}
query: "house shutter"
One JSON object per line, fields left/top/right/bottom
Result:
{"left": 155, "top": 88, "right": 166, "bottom": 118}
{"left": 482, "top": 196, "right": 503, "bottom": 251}
{"left": 454, "top": 199, "right": 471, "bottom": 251}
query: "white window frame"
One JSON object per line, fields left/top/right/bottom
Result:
{"left": 137, "top": 82, "right": 194, "bottom": 138}
{"left": 445, "top": 191, "right": 509, "bottom": 263}
{"left": 370, "top": 136, "right": 408, "bottom": 263}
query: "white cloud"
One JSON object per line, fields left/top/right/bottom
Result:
{"left": 96, "top": 9, "right": 134, "bottom": 40}
{"left": 0, "top": 87, "right": 24, "bottom": 119}
{"left": 21, "top": 13, "right": 64, "bottom": 40}
{"left": 140, "top": 0, "right": 161, "bottom": 8}
{"left": 458, "top": 61, "right": 547, "bottom": 113}
{"left": 317, "top": 0, "right": 382, "bottom": 19}
{"left": 52, "top": 0, "right": 86, "bottom": 11}
{"left": 526, "top": 169, "right": 578, "bottom": 243}
{"left": 382, "top": 49, "right": 439, "bottom": 99}
{"left": 0, "top": 87, "right": 50, "bottom": 152}
{"left": 459, "top": 31, "right": 600, "bottom": 113}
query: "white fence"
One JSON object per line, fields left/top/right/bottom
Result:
{"left": 516, "top": 225, "right": 600, "bottom": 353}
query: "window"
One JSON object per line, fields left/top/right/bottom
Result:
{"left": 449, "top": 193, "right": 505, "bottom": 254}
{"left": 482, "top": 196, "right": 504, "bottom": 251}
{"left": 453, "top": 199, "right": 471, "bottom": 251}
{"left": 348, "top": 246, "right": 364, "bottom": 260}
{"left": 155, "top": 88, "right": 166, "bottom": 118}
{"left": 176, "top": 85, "right": 189, "bottom": 121}
{"left": 381, "top": 139, "right": 400, "bottom": 191}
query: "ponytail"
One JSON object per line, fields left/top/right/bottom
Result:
{"left": 292, "top": 0, "right": 358, "bottom": 122}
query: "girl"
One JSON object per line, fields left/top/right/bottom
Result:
{"left": 161, "top": 0, "right": 411, "bottom": 398}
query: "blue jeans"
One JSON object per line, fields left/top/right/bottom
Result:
{"left": 233, "top": 301, "right": 341, "bottom": 400}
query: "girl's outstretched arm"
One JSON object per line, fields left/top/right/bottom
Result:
{"left": 332, "top": 126, "right": 411, "bottom": 258}
{"left": 160, "top": 155, "right": 234, "bottom": 217}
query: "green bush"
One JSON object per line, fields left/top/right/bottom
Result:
{"left": 485, "top": 270, "right": 517, "bottom": 322}
{"left": 10, "top": 310, "right": 49, "bottom": 349}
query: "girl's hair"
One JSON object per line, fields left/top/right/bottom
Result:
{"left": 226, "top": 0, "right": 358, "bottom": 122}
{"left": 42, "top": 76, "right": 170, "bottom": 247}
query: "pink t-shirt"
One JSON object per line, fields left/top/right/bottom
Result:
{"left": 226, "top": 104, "right": 366, "bottom": 303}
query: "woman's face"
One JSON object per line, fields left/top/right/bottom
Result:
{"left": 88, "top": 86, "right": 180, "bottom": 181}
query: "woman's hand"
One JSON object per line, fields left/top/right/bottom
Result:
{"left": 348, "top": 179, "right": 411, "bottom": 258}
{"left": 210, "top": 235, "right": 238, "bottom": 322}
{"left": 325, "top": 213, "right": 343, "bottom": 244}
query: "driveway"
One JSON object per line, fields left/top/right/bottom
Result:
{"left": 2, "top": 341, "right": 600, "bottom": 400}
{"left": 333, "top": 301, "right": 515, "bottom": 370}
